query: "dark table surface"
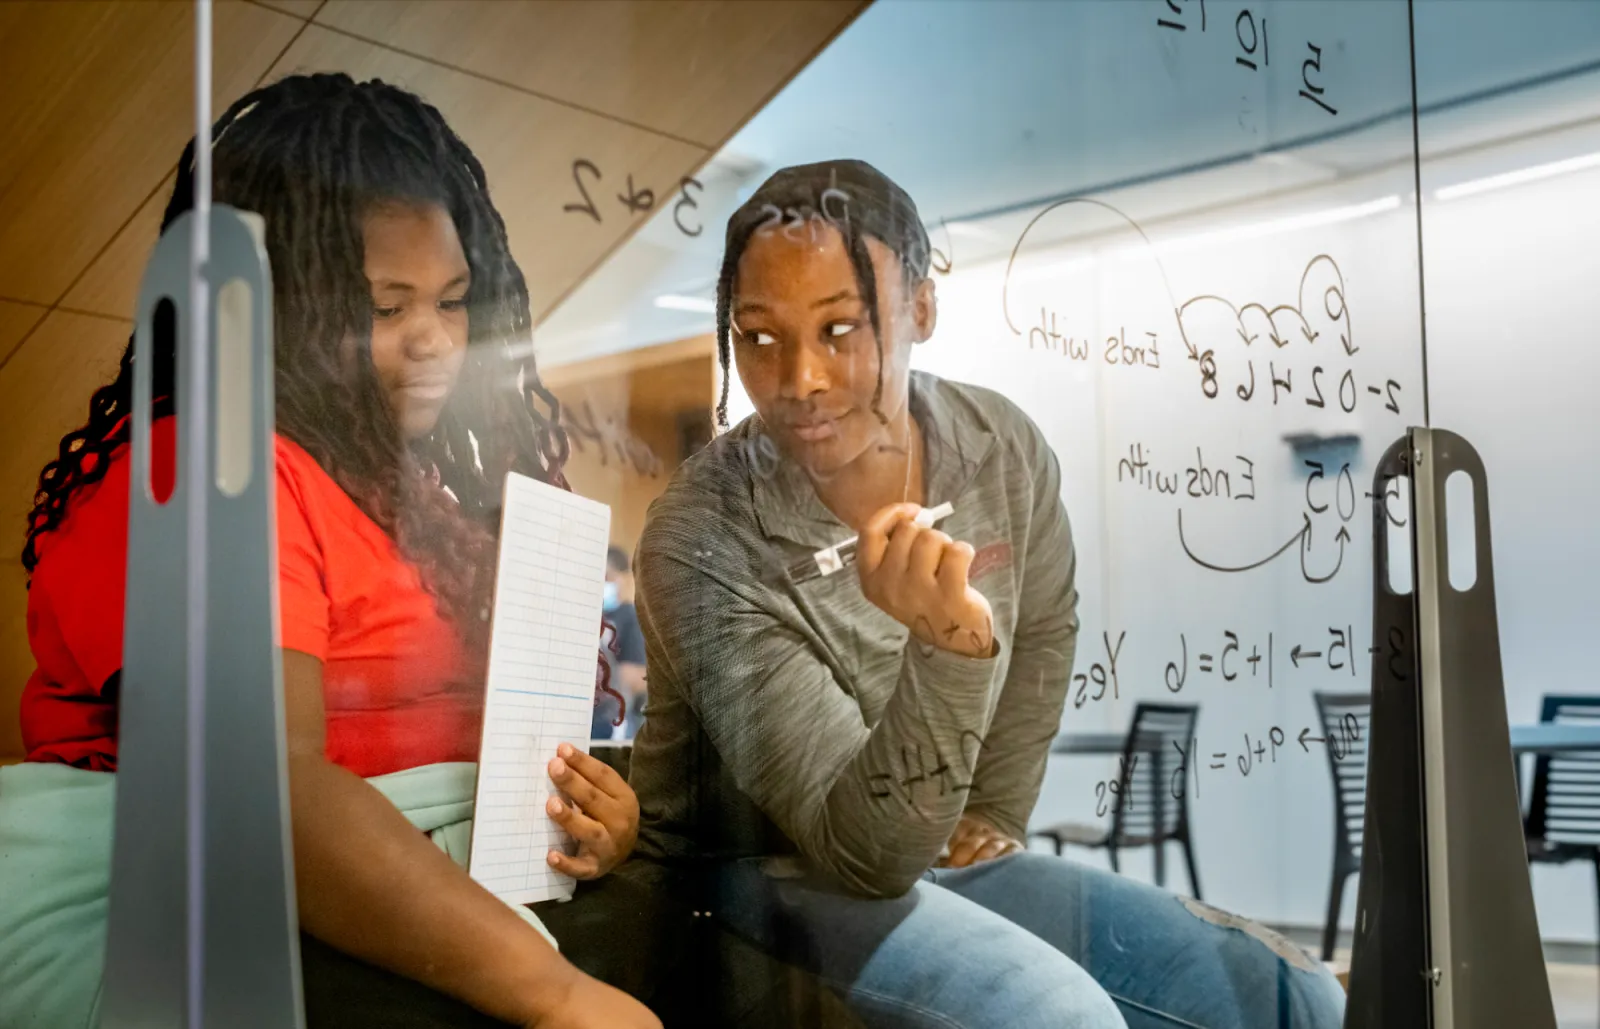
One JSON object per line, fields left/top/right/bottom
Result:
{"left": 1053, "top": 724, "right": 1600, "bottom": 758}
{"left": 1509, "top": 724, "right": 1600, "bottom": 755}
{"left": 1052, "top": 731, "right": 1164, "bottom": 755}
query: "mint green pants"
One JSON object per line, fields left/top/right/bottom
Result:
{"left": 0, "top": 760, "right": 548, "bottom": 1028}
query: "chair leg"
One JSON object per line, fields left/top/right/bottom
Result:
{"left": 1322, "top": 860, "right": 1349, "bottom": 962}
{"left": 1107, "top": 843, "right": 1120, "bottom": 874}
{"left": 1181, "top": 833, "right": 1202, "bottom": 901}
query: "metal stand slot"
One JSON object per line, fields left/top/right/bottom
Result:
{"left": 99, "top": 206, "right": 303, "bottom": 1028}
{"left": 1345, "top": 428, "right": 1554, "bottom": 1029}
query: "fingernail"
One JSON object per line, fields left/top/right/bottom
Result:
{"left": 550, "top": 757, "right": 567, "bottom": 776}
{"left": 558, "top": 742, "right": 574, "bottom": 758}
{"left": 547, "top": 796, "right": 563, "bottom": 815}
{"left": 547, "top": 851, "right": 560, "bottom": 866}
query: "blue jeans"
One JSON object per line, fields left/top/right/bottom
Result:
{"left": 716, "top": 852, "right": 1346, "bottom": 1029}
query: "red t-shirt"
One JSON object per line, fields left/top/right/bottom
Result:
{"left": 20, "top": 417, "right": 485, "bottom": 777}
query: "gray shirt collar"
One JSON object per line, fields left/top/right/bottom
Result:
{"left": 750, "top": 370, "right": 997, "bottom": 549}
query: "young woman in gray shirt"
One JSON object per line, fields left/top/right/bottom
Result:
{"left": 628, "top": 160, "right": 1345, "bottom": 1029}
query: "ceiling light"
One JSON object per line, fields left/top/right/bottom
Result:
{"left": 944, "top": 220, "right": 1002, "bottom": 241}
{"left": 654, "top": 294, "right": 716, "bottom": 313}
{"left": 1434, "top": 151, "right": 1600, "bottom": 201}
{"left": 1115, "top": 195, "right": 1401, "bottom": 261}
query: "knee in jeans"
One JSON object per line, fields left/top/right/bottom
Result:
{"left": 1283, "top": 967, "right": 1347, "bottom": 1029}
{"left": 999, "top": 976, "right": 1127, "bottom": 1029}
{"left": 852, "top": 983, "right": 1126, "bottom": 1029}
{"left": 1177, "top": 897, "right": 1346, "bottom": 1029}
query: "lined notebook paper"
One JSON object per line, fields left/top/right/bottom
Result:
{"left": 468, "top": 472, "right": 611, "bottom": 905}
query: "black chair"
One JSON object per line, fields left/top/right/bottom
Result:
{"left": 1031, "top": 702, "right": 1202, "bottom": 898}
{"left": 1523, "top": 694, "right": 1600, "bottom": 988}
{"left": 1313, "top": 691, "right": 1371, "bottom": 962}
{"left": 590, "top": 741, "right": 633, "bottom": 781}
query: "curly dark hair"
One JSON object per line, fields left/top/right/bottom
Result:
{"left": 22, "top": 72, "right": 570, "bottom": 634}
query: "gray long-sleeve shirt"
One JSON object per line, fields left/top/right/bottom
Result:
{"left": 629, "top": 372, "right": 1078, "bottom": 898}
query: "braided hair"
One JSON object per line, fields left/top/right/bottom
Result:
{"left": 22, "top": 73, "right": 569, "bottom": 633}
{"left": 714, "top": 159, "right": 932, "bottom": 428}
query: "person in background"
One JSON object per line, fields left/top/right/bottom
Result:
{"left": 593, "top": 545, "right": 649, "bottom": 741}
{"left": 0, "top": 73, "right": 656, "bottom": 1029}
{"left": 626, "top": 160, "right": 1348, "bottom": 1028}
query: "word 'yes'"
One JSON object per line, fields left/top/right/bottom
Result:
{"left": 1072, "top": 631, "right": 1127, "bottom": 709}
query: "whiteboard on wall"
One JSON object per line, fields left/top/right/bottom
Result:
{"left": 710, "top": 0, "right": 1428, "bottom": 927}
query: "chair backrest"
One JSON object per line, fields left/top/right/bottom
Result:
{"left": 1526, "top": 694, "right": 1600, "bottom": 845}
{"left": 1314, "top": 691, "right": 1371, "bottom": 860}
{"left": 1111, "top": 702, "right": 1199, "bottom": 845}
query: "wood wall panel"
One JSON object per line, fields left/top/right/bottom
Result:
{"left": 0, "top": 1, "right": 303, "bottom": 306}
{"left": 257, "top": 0, "right": 325, "bottom": 19}
{"left": 0, "top": 312, "right": 130, "bottom": 759}
{"left": 0, "top": 0, "right": 859, "bottom": 759}
{"left": 272, "top": 25, "right": 708, "bottom": 320}
{"left": 0, "top": 561, "right": 31, "bottom": 760}
{"left": 0, "top": 312, "right": 131, "bottom": 537}
{"left": 313, "top": 0, "right": 863, "bottom": 147}
{"left": 0, "top": 301, "right": 47, "bottom": 367}
{"left": 61, "top": 174, "right": 176, "bottom": 323}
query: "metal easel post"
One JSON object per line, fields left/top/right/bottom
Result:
{"left": 1345, "top": 428, "right": 1553, "bottom": 1029}
{"left": 100, "top": 0, "right": 301, "bottom": 1020}
{"left": 97, "top": 202, "right": 303, "bottom": 1026}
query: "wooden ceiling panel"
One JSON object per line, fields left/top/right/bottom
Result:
{"left": 63, "top": 174, "right": 176, "bottom": 322}
{"left": 0, "top": 301, "right": 47, "bottom": 367}
{"left": 311, "top": 0, "right": 865, "bottom": 147}
{"left": 271, "top": 25, "right": 708, "bottom": 319}
{"left": 258, "top": 0, "right": 325, "bottom": 18}
{"left": 0, "top": 312, "right": 131, "bottom": 535}
{"left": 0, "top": 1, "right": 302, "bottom": 306}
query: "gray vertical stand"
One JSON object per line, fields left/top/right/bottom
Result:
{"left": 1345, "top": 428, "right": 1554, "bottom": 1029}
{"left": 99, "top": 206, "right": 304, "bottom": 1027}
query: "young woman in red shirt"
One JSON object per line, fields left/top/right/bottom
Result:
{"left": 2, "top": 73, "right": 658, "bottom": 1029}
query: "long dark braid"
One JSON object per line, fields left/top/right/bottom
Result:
{"left": 23, "top": 73, "right": 568, "bottom": 634}
{"left": 714, "top": 159, "right": 931, "bottom": 428}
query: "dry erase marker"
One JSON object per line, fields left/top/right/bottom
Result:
{"left": 788, "top": 502, "right": 956, "bottom": 584}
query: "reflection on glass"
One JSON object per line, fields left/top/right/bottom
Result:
{"left": 6, "top": 0, "right": 1600, "bottom": 1024}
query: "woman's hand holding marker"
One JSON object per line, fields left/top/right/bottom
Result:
{"left": 857, "top": 502, "right": 996, "bottom": 659}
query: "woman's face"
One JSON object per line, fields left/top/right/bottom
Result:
{"left": 731, "top": 223, "right": 935, "bottom": 477}
{"left": 362, "top": 201, "right": 471, "bottom": 439}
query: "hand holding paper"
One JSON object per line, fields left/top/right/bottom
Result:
{"left": 544, "top": 743, "right": 639, "bottom": 879}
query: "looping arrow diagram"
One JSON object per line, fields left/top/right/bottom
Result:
{"left": 1300, "top": 524, "right": 1351, "bottom": 583}
{"left": 1177, "top": 510, "right": 1350, "bottom": 583}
